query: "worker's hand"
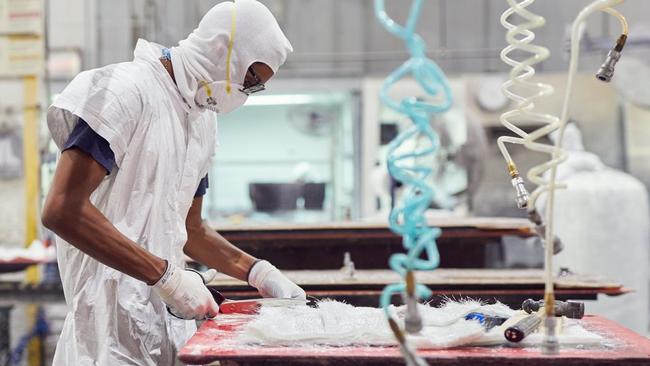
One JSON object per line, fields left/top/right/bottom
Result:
{"left": 248, "top": 260, "right": 306, "bottom": 299}
{"left": 152, "top": 262, "right": 220, "bottom": 320}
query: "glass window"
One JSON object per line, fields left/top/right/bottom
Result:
{"left": 201, "top": 92, "right": 358, "bottom": 225}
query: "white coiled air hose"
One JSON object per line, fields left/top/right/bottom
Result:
{"left": 498, "top": 0, "right": 628, "bottom": 355}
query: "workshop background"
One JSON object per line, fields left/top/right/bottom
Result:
{"left": 1, "top": 0, "right": 650, "bottom": 365}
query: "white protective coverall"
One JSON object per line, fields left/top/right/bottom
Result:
{"left": 46, "top": 1, "right": 292, "bottom": 364}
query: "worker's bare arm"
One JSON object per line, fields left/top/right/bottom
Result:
{"left": 184, "top": 196, "right": 256, "bottom": 282}
{"left": 42, "top": 148, "right": 167, "bottom": 285}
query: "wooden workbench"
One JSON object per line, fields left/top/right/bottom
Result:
{"left": 213, "top": 217, "right": 534, "bottom": 269}
{"left": 204, "top": 218, "right": 623, "bottom": 307}
{"left": 208, "top": 269, "right": 626, "bottom": 308}
{"left": 214, "top": 217, "right": 535, "bottom": 234}
{"left": 178, "top": 314, "right": 650, "bottom": 365}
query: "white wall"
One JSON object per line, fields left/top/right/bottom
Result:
{"left": 47, "top": 0, "right": 97, "bottom": 68}
{"left": 44, "top": 0, "right": 650, "bottom": 75}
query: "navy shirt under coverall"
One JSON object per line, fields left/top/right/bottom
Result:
{"left": 63, "top": 119, "right": 209, "bottom": 197}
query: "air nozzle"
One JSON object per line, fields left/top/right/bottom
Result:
{"left": 511, "top": 176, "right": 529, "bottom": 209}
{"left": 507, "top": 163, "right": 529, "bottom": 209}
{"left": 595, "top": 34, "right": 627, "bottom": 83}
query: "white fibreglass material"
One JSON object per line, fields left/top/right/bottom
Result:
{"left": 240, "top": 300, "right": 603, "bottom": 349}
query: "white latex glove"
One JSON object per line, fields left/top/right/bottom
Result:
{"left": 248, "top": 260, "right": 306, "bottom": 299}
{"left": 152, "top": 262, "right": 220, "bottom": 320}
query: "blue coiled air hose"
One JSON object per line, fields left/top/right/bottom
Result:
{"left": 374, "top": 0, "right": 453, "bottom": 320}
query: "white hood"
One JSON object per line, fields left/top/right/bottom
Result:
{"left": 170, "top": 0, "right": 293, "bottom": 110}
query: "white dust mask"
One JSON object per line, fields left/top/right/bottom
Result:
{"left": 195, "top": 80, "right": 248, "bottom": 114}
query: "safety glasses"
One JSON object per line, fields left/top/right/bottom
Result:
{"left": 240, "top": 67, "right": 266, "bottom": 95}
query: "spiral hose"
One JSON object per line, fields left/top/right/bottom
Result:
{"left": 498, "top": 0, "right": 628, "bottom": 355}
{"left": 374, "top": 1, "right": 452, "bottom": 363}
{"left": 496, "top": 0, "right": 570, "bottom": 354}
{"left": 498, "top": 0, "right": 565, "bottom": 210}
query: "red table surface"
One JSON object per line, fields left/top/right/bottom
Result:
{"left": 179, "top": 314, "right": 650, "bottom": 366}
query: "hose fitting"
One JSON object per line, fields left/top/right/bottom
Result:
{"left": 596, "top": 34, "right": 627, "bottom": 82}
{"left": 512, "top": 176, "right": 530, "bottom": 209}
{"left": 528, "top": 209, "right": 564, "bottom": 254}
{"left": 542, "top": 316, "right": 560, "bottom": 355}
{"left": 508, "top": 164, "right": 529, "bottom": 209}
{"left": 404, "top": 271, "right": 423, "bottom": 334}
{"left": 595, "top": 49, "right": 621, "bottom": 82}
{"left": 541, "top": 291, "right": 559, "bottom": 354}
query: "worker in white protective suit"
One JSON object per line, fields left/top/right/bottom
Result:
{"left": 41, "top": 1, "right": 304, "bottom": 365}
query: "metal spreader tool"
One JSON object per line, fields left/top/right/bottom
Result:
{"left": 209, "top": 288, "right": 318, "bottom": 315}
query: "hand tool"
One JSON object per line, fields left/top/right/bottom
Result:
{"left": 209, "top": 288, "right": 318, "bottom": 315}
{"left": 505, "top": 298, "right": 585, "bottom": 343}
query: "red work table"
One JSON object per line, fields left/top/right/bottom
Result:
{"left": 179, "top": 314, "right": 650, "bottom": 366}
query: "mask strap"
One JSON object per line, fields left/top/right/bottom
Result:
{"left": 225, "top": 2, "right": 237, "bottom": 95}
{"left": 199, "top": 80, "right": 213, "bottom": 100}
